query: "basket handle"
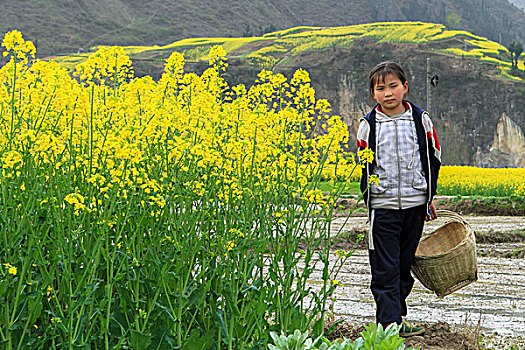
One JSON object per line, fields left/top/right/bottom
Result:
{"left": 435, "top": 210, "right": 469, "bottom": 226}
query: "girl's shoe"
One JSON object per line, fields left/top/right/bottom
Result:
{"left": 399, "top": 322, "right": 425, "bottom": 337}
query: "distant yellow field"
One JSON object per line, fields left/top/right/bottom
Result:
{"left": 438, "top": 166, "right": 525, "bottom": 197}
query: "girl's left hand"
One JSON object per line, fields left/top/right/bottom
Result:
{"left": 425, "top": 201, "right": 437, "bottom": 221}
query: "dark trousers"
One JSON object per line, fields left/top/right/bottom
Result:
{"left": 368, "top": 205, "right": 426, "bottom": 326}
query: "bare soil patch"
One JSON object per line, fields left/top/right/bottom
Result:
{"left": 331, "top": 196, "right": 525, "bottom": 258}
{"left": 325, "top": 320, "right": 480, "bottom": 350}
{"left": 229, "top": 39, "right": 275, "bottom": 55}
{"left": 434, "top": 197, "right": 525, "bottom": 216}
{"left": 327, "top": 227, "right": 525, "bottom": 257}
{"left": 335, "top": 195, "right": 525, "bottom": 217}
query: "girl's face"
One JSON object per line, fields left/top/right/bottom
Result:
{"left": 372, "top": 73, "right": 408, "bottom": 115}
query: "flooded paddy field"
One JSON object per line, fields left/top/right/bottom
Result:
{"left": 304, "top": 214, "right": 525, "bottom": 348}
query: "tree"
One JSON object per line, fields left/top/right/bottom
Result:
{"left": 242, "top": 24, "right": 252, "bottom": 37}
{"left": 446, "top": 13, "right": 462, "bottom": 29}
{"left": 509, "top": 42, "right": 523, "bottom": 70}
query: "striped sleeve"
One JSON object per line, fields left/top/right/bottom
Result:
{"left": 356, "top": 119, "right": 370, "bottom": 151}
{"left": 422, "top": 112, "right": 441, "bottom": 162}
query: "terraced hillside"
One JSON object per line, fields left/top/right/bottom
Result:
{"left": 51, "top": 22, "right": 524, "bottom": 82}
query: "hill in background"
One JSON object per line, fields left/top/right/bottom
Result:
{"left": 0, "top": 0, "right": 524, "bottom": 57}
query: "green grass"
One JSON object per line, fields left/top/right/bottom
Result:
{"left": 314, "top": 181, "right": 360, "bottom": 196}
{"left": 317, "top": 182, "right": 525, "bottom": 206}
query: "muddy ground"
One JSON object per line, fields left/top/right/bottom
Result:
{"left": 324, "top": 320, "right": 482, "bottom": 350}
{"left": 307, "top": 198, "right": 525, "bottom": 349}
{"left": 306, "top": 246, "right": 525, "bottom": 350}
{"left": 336, "top": 195, "right": 525, "bottom": 217}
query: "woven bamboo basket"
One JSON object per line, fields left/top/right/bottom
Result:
{"left": 411, "top": 210, "right": 478, "bottom": 297}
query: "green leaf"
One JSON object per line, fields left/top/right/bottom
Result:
{"left": 288, "top": 306, "right": 307, "bottom": 332}
{"left": 183, "top": 282, "right": 205, "bottom": 310}
{"left": 71, "top": 342, "right": 90, "bottom": 350}
{"left": 155, "top": 302, "right": 176, "bottom": 322}
{"left": 326, "top": 318, "right": 346, "bottom": 336}
{"left": 312, "top": 317, "right": 324, "bottom": 338}
{"left": 0, "top": 280, "right": 9, "bottom": 296}
{"left": 131, "top": 330, "right": 152, "bottom": 349}
{"left": 183, "top": 329, "right": 215, "bottom": 350}
{"left": 110, "top": 312, "right": 129, "bottom": 337}
{"left": 215, "top": 309, "right": 229, "bottom": 343}
{"left": 73, "top": 313, "right": 89, "bottom": 345}
{"left": 28, "top": 293, "right": 43, "bottom": 323}
{"left": 148, "top": 328, "right": 181, "bottom": 350}
{"left": 240, "top": 284, "right": 259, "bottom": 295}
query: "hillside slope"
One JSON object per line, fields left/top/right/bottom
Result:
{"left": 1, "top": 0, "right": 524, "bottom": 57}
{"left": 50, "top": 22, "right": 524, "bottom": 82}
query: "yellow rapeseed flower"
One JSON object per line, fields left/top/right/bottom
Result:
{"left": 1, "top": 151, "right": 23, "bottom": 169}
{"left": 332, "top": 280, "right": 342, "bottom": 287}
{"left": 3, "top": 263, "right": 17, "bottom": 275}
{"left": 357, "top": 148, "right": 374, "bottom": 163}
{"left": 369, "top": 175, "right": 380, "bottom": 187}
{"left": 225, "top": 241, "right": 235, "bottom": 251}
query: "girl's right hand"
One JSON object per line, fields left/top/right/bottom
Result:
{"left": 425, "top": 202, "right": 437, "bottom": 221}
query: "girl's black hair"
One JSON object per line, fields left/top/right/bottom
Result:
{"left": 368, "top": 61, "right": 409, "bottom": 98}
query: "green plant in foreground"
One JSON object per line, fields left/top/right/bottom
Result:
{"left": 269, "top": 329, "right": 324, "bottom": 350}
{"left": 269, "top": 323, "right": 420, "bottom": 350}
{"left": 347, "top": 323, "right": 419, "bottom": 350}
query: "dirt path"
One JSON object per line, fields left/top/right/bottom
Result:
{"left": 304, "top": 214, "right": 525, "bottom": 348}
{"left": 328, "top": 214, "right": 525, "bottom": 236}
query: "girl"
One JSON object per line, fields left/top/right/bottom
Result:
{"left": 356, "top": 61, "right": 441, "bottom": 337}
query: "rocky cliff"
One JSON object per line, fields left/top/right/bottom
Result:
{"left": 475, "top": 113, "right": 525, "bottom": 167}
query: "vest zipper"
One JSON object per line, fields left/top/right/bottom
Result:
{"left": 395, "top": 120, "right": 402, "bottom": 209}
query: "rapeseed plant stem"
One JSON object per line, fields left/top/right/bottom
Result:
{"left": 89, "top": 84, "right": 94, "bottom": 176}
{"left": 8, "top": 53, "right": 17, "bottom": 151}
